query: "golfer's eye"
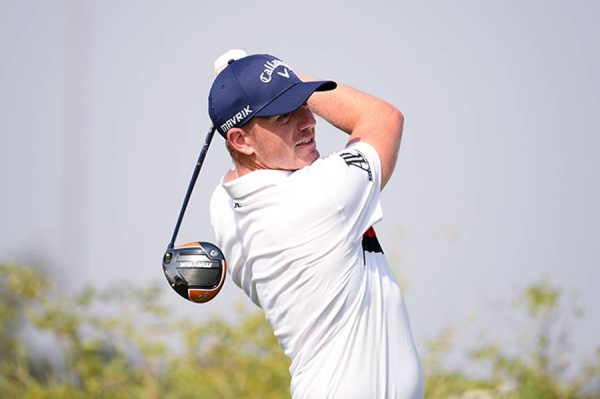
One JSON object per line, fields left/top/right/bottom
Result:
{"left": 276, "top": 113, "right": 291, "bottom": 123}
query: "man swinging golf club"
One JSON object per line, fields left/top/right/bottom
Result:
{"left": 209, "top": 50, "right": 424, "bottom": 398}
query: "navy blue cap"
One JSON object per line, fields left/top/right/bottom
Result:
{"left": 208, "top": 54, "right": 337, "bottom": 138}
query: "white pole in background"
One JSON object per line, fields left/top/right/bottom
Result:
{"left": 59, "top": 0, "right": 92, "bottom": 280}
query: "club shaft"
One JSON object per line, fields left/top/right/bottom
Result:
{"left": 168, "top": 125, "right": 216, "bottom": 248}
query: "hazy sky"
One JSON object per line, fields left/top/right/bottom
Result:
{"left": 1, "top": 0, "right": 599, "bottom": 370}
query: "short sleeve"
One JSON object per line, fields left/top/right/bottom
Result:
{"left": 307, "top": 141, "right": 383, "bottom": 240}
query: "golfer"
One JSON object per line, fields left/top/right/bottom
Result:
{"left": 209, "top": 51, "right": 424, "bottom": 398}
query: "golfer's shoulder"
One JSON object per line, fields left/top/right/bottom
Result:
{"left": 287, "top": 142, "right": 380, "bottom": 205}
{"left": 308, "top": 142, "right": 380, "bottom": 182}
{"left": 341, "top": 141, "right": 381, "bottom": 169}
{"left": 209, "top": 182, "right": 229, "bottom": 210}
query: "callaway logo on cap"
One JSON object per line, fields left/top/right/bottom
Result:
{"left": 208, "top": 54, "right": 337, "bottom": 138}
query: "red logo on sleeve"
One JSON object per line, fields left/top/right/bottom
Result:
{"left": 362, "top": 227, "right": 383, "bottom": 254}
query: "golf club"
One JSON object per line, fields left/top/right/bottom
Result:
{"left": 162, "top": 125, "right": 226, "bottom": 303}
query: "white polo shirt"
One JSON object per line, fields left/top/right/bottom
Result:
{"left": 210, "top": 142, "right": 424, "bottom": 399}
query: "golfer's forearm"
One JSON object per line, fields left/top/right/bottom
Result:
{"left": 305, "top": 84, "right": 367, "bottom": 135}
{"left": 302, "top": 76, "right": 401, "bottom": 133}
{"left": 302, "top": 76, "right": 403, "bottom": 189}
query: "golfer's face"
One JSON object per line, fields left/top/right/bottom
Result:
{"left": 248, "top": 104, "right": 319, "bottom": 171}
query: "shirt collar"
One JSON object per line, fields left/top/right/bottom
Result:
{"left": 221, "top": 169, "right": 292, "bottom": 199}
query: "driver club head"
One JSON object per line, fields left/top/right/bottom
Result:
{"left": 162, "top": 241, "right": 226, "bottom": 303}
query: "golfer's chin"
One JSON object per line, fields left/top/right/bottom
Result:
{"left": 295, "top": 140, "right": 320, "bottom": 166}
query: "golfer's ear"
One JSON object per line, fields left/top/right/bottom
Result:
{"left": 227, "top": 127, "right": 254, "bottom": 156}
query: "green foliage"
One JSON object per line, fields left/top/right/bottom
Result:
{"left": 521, "top": 278, "right": 561, "bottom": 318}
{"left": 423, "top": 327, "right": 495, "bottom": 398}
{"left": 1, "top": 262, "right": 599, "bottom": 398}
{"left": 425, "top": 279, "right": 600, "bottom": 398}
{"left": 0, "top": 262, "right": 290, "bottom": 399}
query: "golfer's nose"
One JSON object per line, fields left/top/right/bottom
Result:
{"left": 296, "top": 105, "right": 316, "bottom": 131}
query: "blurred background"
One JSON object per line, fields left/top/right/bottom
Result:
{"left": 1, "top": 0, "right": 599, "bottom": 397}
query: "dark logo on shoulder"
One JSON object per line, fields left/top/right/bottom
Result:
{"left": 340, "top": 150, "right": 373, "bottom": 182}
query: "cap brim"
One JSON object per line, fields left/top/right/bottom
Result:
{"left": 255, "top": 80, "right": 337, "bottom": 117}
